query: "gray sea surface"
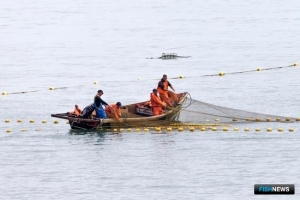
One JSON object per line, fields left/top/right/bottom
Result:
{"left": 0, "top": 0, "right": 300, "bottom": 199}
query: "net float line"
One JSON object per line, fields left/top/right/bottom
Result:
{"left": 1, "top": 63, "right": 298, "bottom": 95}
{"left": 3, "top": 127, "right": 297, "bottom": 133}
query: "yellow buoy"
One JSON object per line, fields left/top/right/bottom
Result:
{"left": 277, "top": 128, "right": 283, "bottom": 132}
{"left": 127, "top": 128, "right": 132, "bottom": 132}
{"left": 255, "top": 128, "right": 261, "bottom": 132}
{"left": 35, "top": 128, "right": 42, "bottom": 131}
{"left": 2, "top": 91, "right": 7, "bottom": 95}
{"left": 293, "top": 62, "right": 298, "bottom": 66}
{"left": 212, "top": 127, "right": 217, "bottom": 131}
{"left": 223, "top": 127, "right": 228, "bottom": 131}
{"left": 17, "top": 119, "right": 22, "bottom": 123}
{"left": 266, "top": 118, "right": 272, "bottom": 122}
{"left": 54, "top": 120, "right": 59, "bottom": 124}
{"left": 200, "top": 127, "right": 206, "bottom": 131}
{"left": 244, "top": 128, "right": 250, "bottom": 132}
{"left": 296, "top": 118, "right": 300, "bottom": 122}
{"left": 119, "top": 128, "right": 124, "bottom": 132}
{"left": 21, "top": 129, "right": 27, "bottom": 132}
{"left": 5, "top": 119, "right": 10, "bottom": 123}
{"left": 215, "top": 118, "right": 220, "bottom": 121}
{"left": 189, "top": 127, "right": 195, "bottom": 131}
{"left": 155, "top": 127, "right": 161, "bottom": 132}
{"left": 29, "top": 119, "right": 35, "bottom": 123}
{"left": 219, "top": 72, "right": 225, "bottom": 76}
{"left": 144, "top": 128, "right": 149, "bottom": 132}
{"left": 6, "top": 129, "right": 12, "bottom": 133}
{"left": 178, "top": 127, "right": 184, "bottom": 132}
{"left": 234, "top": 127, "right": 239, "bottom": 132}
{"left": 179, "top": 75, "right": 185, "bottom": 79}
{"left": 285, "top": 118, "right": 291, "bottom": 122}
{"left": 166, "top": 127, "right": 172, "bottom": 131}
{"left": 266, "top": 128, "right": 272, "bottom": 132}
{"left": 113, "top": 128, "right": 118, "bottom": 132}
{"left": 245, "top": 118, "right": 252, "bottom": 121}
{"left": 135, "top": 128, "right": 140, "bottom": 132}
{"left": 255, "top": 118, "right": 261, "bottom": 122}
{"left": 93, "top": 81, "right": 98, "bottom": 84}
{"left": 257, "top": 67, "right": 262, "bottom": 71}
{"left": 49, "top": 86, "right": 55, "bottom": 90}
{"left": 288, "top": 128, "right": 294, "bottom": 132}
{"left": 276, "top": 118, "right": 281, "bottom": 122}
{"left": 232, "top": 118, "right": 238, "bottom": 122}
{"left": 42, "top": 120, "right": 47, "bottom": 123}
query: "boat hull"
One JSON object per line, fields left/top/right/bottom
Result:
{"left": 51, "top": 92, "right": 188, "bottom": 130}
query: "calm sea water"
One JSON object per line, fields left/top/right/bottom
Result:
{"left": 1, "top": 0, "right": 300, "bottom": 199}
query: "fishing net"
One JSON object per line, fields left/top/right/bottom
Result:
{"left": 178, "top": 95, "right": 297, "bottom": 124}
{"left": 96, "top": 93, "right": 298, "bottom": 130}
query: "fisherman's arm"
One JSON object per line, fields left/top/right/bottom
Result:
{"left": 100, "top": 99, "right": 109, "bottom": 106}
{"left": 168, "top": 81, "right": 175, "bottom": 91}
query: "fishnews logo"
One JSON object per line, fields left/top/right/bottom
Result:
{"left": 254, "top": 184, "right": 295, "bottom": 195}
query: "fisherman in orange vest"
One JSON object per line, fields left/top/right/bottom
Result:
{"left": 157, "top": 74, "right": 179, "bottom": 107}
{"left": 150, "top": 89, "right": 167, "bottom": 116}
{"left": 105, "top": 102, "right": 122, "bottom": 121}
{"left": 73, "top": 105, "right": 82, "bottom": 116}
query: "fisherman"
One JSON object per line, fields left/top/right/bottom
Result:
{"left": 105, "top": 102, "right": 122, "bottom": 121}
{"left": 157, "top": 74, "right": 178, "bottom": 107}
{"left": 150, "top": 89, "right": 166, "bottom": 116}
{"left": 80, "top": 103, "right": 95, "bottom": 119}
{"left": 94, "top": 90, "right": 109, "bottom": 108}
{"left": 73, "top": 105, "right": 82, "bottom": 116}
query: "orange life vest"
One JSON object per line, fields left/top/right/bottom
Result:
{"left": 105, "top": 104, "right": 121, "bottom": 120}
{"left": 157, "top": 80, "right": 169, "bottom": 94}
{"left": 150, "top": 93, "right": 166, "bottom": 107}
{"left": 73, "top": 107, "right": 82, "bottom": 116}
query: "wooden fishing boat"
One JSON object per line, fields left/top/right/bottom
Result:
{"left": 51, "top": 92, "right": 188, "bottom": 130}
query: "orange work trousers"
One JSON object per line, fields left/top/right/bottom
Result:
{"left": 159, "top": 91, "right": 178, "bottom": 107}
{"left": 152, "top": 106, "right": 163, "bottom": 116}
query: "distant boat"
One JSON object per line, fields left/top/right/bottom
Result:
{"left": 51, "top": 92, "right": 188, "bottom": 130}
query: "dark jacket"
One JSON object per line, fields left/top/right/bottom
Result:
{"left": 94, "top": 95, "right": 108, "bottom": 107}
{"left": 158, "top": 78, "right": 172, "bottom": 90}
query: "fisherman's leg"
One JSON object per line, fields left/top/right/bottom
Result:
{"left": 152, "top": 107, "right": 162, "bottom": 116}
{"left": 81, "top": 109, "right": 92, "bottom": 118}
{"left": 159, "top": 92, "right": 172, "bottom": 107}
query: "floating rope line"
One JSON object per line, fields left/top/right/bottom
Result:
{"left": 3, "top": 126, "right": 298, "bottom": 133}
{"left": 2, "top": 85, "right": 84, "bottom": 95}
{"left": 1, "top": 63, "right": 298, "bottom": 95}
{"left": 202, "top": 64, "right": 297, "bottom": 77}
{"left": 164, "top": 63, "right": 298, "bottom": 80}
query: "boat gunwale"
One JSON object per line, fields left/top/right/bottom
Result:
{"left": 51, "top": 92, "right": 187, "bottom": 124}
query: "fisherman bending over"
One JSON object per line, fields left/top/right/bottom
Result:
{"left": 105, "top": 102, "right": 122, "bottom": 122}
